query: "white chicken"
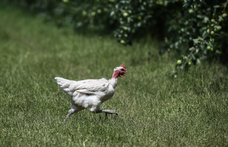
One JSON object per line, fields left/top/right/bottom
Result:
{"left": 55, "top": 65, "right": 127, "bottom": 121}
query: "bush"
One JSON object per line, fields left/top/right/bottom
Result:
{"left": 5, "top": 0, "right": 228, "bottom": 75}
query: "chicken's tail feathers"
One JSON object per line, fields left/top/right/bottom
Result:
{"left": 55, "top": 77, "right": 72, "bottom": 86}
{"left": 55, "top": 77, "right": 74, "bottom": 96}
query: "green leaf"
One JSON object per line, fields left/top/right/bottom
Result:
{"left": 203, "top": 17, "right": 209, "bottom": 23}
{"left": 213, "top": 5, "right": 220, "bottom": 9}
{"left": 202, "top": 31, "right": 207, "bottom": 37}
{"left": 137, "top": 22, "right": 142, "bottom": 27}
{"left": 193, "top": 38, "right": 199, "bottom": 44}
{"left": 189, "top": 47, "right": 194, "bottom": 51}
{"left": 191, "top": 54, "right": 196, "bottom": 60}
{"left": 208, "top": 41, "right": 213, "bottom": 47}
{"left": 218, "top": 16, "right": 223, "bottom": 22}
{"left": 110, "top": 11, "right": 115, "bottom": 16}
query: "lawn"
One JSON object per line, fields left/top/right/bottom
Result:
{"left": 0, "top": 4, "right": 228, "bottom": 146}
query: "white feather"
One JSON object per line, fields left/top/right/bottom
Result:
{"left": 55, "top": 77, "right": 115, "bottom": 112}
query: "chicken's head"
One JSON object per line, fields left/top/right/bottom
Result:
{"left": 113, "top": 65, "right": 127, "bottom": 78}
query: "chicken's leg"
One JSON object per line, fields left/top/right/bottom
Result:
{"left": 96, "top": 110, "right": 118, "bottom": 116}
{"left": 64, "top": 105, "right": 81, "bottom": 121}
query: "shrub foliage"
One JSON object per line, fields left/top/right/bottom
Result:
{"left": 6, "top": 0, "right": 228, "bottom": 75}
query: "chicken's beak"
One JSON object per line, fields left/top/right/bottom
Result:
{"left": 123, "top": 70, "right": 127, "bottom": 76}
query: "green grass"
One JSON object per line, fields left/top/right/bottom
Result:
{"left": 1, "top": 4, "right": 228, "bottom": 146}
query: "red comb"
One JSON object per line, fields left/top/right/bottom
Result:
{"left": 120, "top": 65, "right": 127, "bottom": 70}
